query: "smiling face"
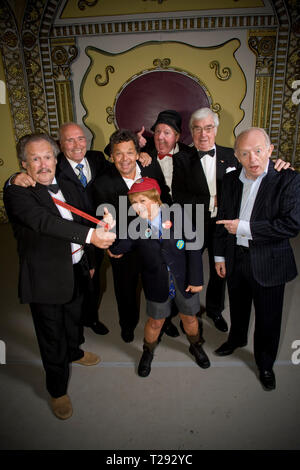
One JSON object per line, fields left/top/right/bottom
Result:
{"left": 235, "top": 129, "right": 274, "bottom": 180}
{"left": 59, "top": 124, "right": 87, "bottom": 163}
{"left": 191, "top": 116, "right": 217, "bottom": 152}
{"left": 153, "top": 123, "right": 179, "bottom": 155}
{"left": 111, "top": 140, "right": 138, "bottom": 179}
{"left": 130, "top": 193, "right": 160, "bottom": 220}
{"left": 22, "top": 140, "right": 57, "bottom": 185}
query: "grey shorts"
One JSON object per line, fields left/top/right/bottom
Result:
{"left": 146, "top": 273, "right": 200, "bottom": 320}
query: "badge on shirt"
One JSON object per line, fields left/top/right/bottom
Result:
{"left": 176, "top": 240, "right": 185, "bottom": 250}
{"left": 162, "top": 220, "right": 172, "bottom": 230}
{"left": 145, "top": 228, "right": 152, "bottom": 238}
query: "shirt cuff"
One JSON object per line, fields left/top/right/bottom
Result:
{"left": 85, "top": 228, "right": 94, "bottom": 244}
{"left": 237, "top": 220, "right": 252, "bottom": 240}
{"left": 214, "top": 256, "right": 225, "bottom": 263}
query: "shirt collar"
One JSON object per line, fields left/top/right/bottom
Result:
{"left": 66, "top": 156, "right": 86, "bottom": 170}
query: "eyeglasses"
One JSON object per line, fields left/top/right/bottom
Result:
{"left": 192, "top": 125, "right": 215, "bottom": 134}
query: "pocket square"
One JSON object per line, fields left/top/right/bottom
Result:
{"left": 226, "top": 167, "right": 236, "bottom": 173}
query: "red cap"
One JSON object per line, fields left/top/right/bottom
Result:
{"left": 128, "top": 177, "right": 161, "bottom": 195}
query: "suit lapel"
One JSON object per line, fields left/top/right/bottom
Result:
{"left": 190, "top": 150, "right": 210, "bottom": 194}
{"left": 33, "top": 183, "right": 62, "bottom": 216}
{"left": 251, "top": 162, "right": 277, "bottom": 220}
{"left": 216, "top": 145, "right": 227, "bottom": 180}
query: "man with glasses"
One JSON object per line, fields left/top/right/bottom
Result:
{"left": 173, "top": 107, "right": 237, "bottom": 333}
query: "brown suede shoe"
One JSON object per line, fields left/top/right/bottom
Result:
{"left": 51, "top": 394, "right": 73, "bottom": 420}
{"left": 73, "top": 351, "right": 101, "bottom": 366}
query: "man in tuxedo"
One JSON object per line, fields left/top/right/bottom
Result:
{"left": 4, "top": 133, "right": 116, "bottom": 419}
{"left": 172, "top": 108, "right": 238, "bottom": 333}
{"left": 214, "top": 127, "right": 300, "bottom": 390}
{"left": 12, "top": 122, "right": 111, "bottom": 336}
{"left": 93, "top": 129, "right": 177, "bottom": 342}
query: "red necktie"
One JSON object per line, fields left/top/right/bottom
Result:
{"left": 158, "top": 153, "right": 173, "bottom": 160}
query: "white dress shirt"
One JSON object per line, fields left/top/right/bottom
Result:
{"left": 199, "top": 146, "right": 217, "bottom": 218}
{"left": 48, "top": 177, "right": 93, "bottom": 264}
{"left": 122, "top": 163, "right": 142, "bottom": 189}
{"left": 157, "top": 143, "right": 179, "bottom": 195}
{"left": 66, "top": 156, "right": 91, "bottom": 184}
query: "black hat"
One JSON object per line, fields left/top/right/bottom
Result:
{"left": 150, "top": 109, "right": 182, "bottom": 134}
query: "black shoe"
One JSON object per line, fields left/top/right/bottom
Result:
{"left": 259, "top": 369, "right": 276, "bottom": 391}
{"left": 189, "top": 342, "right": 210, "bottom": 369}
{"left": 162, "top": 320, "right": 180, "bottom": 338}
{"left": 138, "top": 349, "right": 154, "bottom": 377}
{"left": 207, "top": 313, "right": 228, "bottom": 332}
{"left": 214, "top": 341, "right": 246, "bottom": 356}
{"left": 89, "top": 321, "right": 109, "bottom": 335}
{"left": 121, "top": 328, "right": 134, "bottom": 343}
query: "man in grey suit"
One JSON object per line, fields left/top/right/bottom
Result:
{"left": 214, "top": 127, "right": 300, "bottom": 390}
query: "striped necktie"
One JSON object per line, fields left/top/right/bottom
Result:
{"left": 76, "top": 163, "right": 87, "bottom": 187}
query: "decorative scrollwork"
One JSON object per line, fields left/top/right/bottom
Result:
{"left": 209, "top": 61, "right": 231, "bottom": 81}
{"left": 78, "top": 0, "right": 98, "bottom": 10}
{"left": 0, "top": 159, "right": 4, "bottom": 166}
{"left": 106, "top": 106, "right": 115, "bottom": 124}
{"left": 95, "top": 66, "right": 115, "bottom": 86}
{"left": 153, "top": 58, "right": 171, "bottom": 68}
{"left": 211, "top": 103, "right": 221, "bottom": 114}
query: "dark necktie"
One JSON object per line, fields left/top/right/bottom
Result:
{"left": 198, "top": 149, "right": 215, "bottom": 159}
{"left": 158, "top": 153, "right": 173, "bottom": 160}
{"left": 76, "top": 163, "right": 88, "bottom": 187}
{"left": 47, "top": 183, "right": 59, "bottom": 194}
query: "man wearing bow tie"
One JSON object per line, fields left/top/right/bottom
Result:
{"left": 11, "top": 123, "right": 111, "bottom": 337}
{"left": 172, "top": 108, "right": 237, "bottom": 333}
{"left": 3, "top": 133, "right": 116, "bottom": 419}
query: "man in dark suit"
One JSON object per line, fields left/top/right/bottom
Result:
{"left": 12, "top": 123, "right": 111, "bottom": 336}
{"left": 93, "top": 129, "right": 176, "bottom": 342}
{"left": 214, "top": 127, "right": 300, "bottom": 390}
{"left": 172, "top": 108, "right": 238, "bottom": 333}
{"left": 3, "top": 133, "right": 116, "bottom": 419}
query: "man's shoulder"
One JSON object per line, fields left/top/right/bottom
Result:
{"left": 85, "top": 149, "right": 106, "bottom": 160}
{"left": 216, "top": 144, "right": 235, "bottom": 158}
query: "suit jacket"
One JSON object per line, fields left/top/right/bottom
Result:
{"left": 172, "top": 144, "right": 238, "bottom": 215}
{"left": 55, "top": 150, "right": 110, "bottom": 267}
{"left": 144, "top": 140, "right": 192, "bottom": 201}
{"left": 214, "top": 161, "right": 300, "bottom": 287}
{"left": 4, "top": 182, "right": 91, "bottom": 304}
{"left": 92, "top": 160, "right": 172, "bottom": 236}
{"left": 56, "top": 150, "right": 109, "bottom": 215}
{"left": 111, "top": 209, "right": 203, "bottom": 302}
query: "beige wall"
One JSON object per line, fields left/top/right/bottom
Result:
{"left": 0, "top": 49, "right": 19, "bottom": 221}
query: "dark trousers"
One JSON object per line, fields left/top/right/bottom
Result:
{"left": 227, "top": 246, "right": 285, "bottom": 371}
{"left": 30, "top": 258, "right": 88, "bottom": 398}
{"left": 81, "top": 247, "right": 104, "bottom": 325}
{"left": 202, "top": 218, "right": 226, "bottom": 315}
{"left": 110, "top": 250, "right": 140, "bottom": 331}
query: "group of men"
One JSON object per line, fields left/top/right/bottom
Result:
{"left": 4, "top": 107, "right": 300, "bottom": 420}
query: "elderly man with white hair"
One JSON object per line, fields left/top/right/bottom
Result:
{"left": 172, "top": 108, "right": 290, "bottom": 335}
